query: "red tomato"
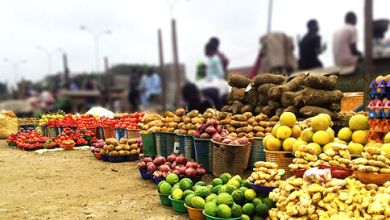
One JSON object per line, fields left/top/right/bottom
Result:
{"left": 137, "top": 118, "right": 142, "bottom": 123}
{"left": 140, "top": 112, "right": 145, "bottom": 117}
{"left": 134, "top": 112, "right": 140, "bottom": 118}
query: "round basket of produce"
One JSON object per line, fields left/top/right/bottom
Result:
{"left": 178, "top": 134, "right": 196, "bottom": 160}
{"left": 355, "top": 171, "right": 390, "bottom": 185}
{"left": 156, "top": 191, "right": 172, "bottom": 206}
{"left": 194, "top": 138, "right": 213, "bottom": 174}
{"left": 108, "top": 155, "right": 125, "bottom": 163}
{"left": 202, "top": 211, "right": 242, "bottom": 220}
{"left": 169, "top": 195, "right": 188, "bottom": 213}
{"left": 184, "top": 204, "right": 206, "bottom": 220}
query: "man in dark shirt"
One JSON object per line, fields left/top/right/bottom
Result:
{"left": 299, "top": 19, "right": 326, "bottom": 70}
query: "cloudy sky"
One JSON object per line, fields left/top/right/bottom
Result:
{"left": 1, "top": 0, "right": 389, "bottom": 88}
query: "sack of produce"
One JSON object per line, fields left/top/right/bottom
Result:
{"left": 0, "top": 111, "right": 18, "bottom": 139}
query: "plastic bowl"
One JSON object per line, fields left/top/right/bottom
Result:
{"left": 138, "top": 169, "right": 151, "bottom": 179}
{"left": 157, "top": 191, "right": 172, "bottom": 206}
{"left": 108, "top": 155, "right": 125, "bottom": 163}
{"left": 320, "top": 165, "right": 354, "bottom": 179}
{"left": 355, "top": 171, "right": 390, "bottom": 185}
{"left": 101, "top": 154, "right": 109, "bottom": 162}
{"left": 250, "top": 182, "right": 278, "bottom": 194}
{"left": 184, "top": 204, "right": 206, "bottom": 220}
{"left": 292, "top": 169, "right": 307, "bottom": 178}
{"left": 152, "top": 176, "right": 166, "bottom": 184}
{"left": 202, "top": 210, "right": 242, "bottom": 220}
{"left": 124, "top": 154, "right": 139, "bottom": 161}
{"left": 169, "top": 195, "right": 188, "bottom": 213}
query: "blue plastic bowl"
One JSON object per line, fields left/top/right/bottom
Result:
{"left": 138, "top": 169, "right": 151, "bottom": 179}
{"left": 109, "top": 155, "right": 125, "bottom": 163}
{"left": 153, "top": 176, "right": 166, "bottom": 184}
{"left": 101, "top": 154, "right": 110, "bottom": 162}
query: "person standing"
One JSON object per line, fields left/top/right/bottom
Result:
{"left": 128, "top": 68, "right": 140, "bottom": 111}
{"left": 333, "top": 12, "right": 362, "bottom": 66}
{"left": 138, "top": 69, "right": 149, "bottom": 109}
{"left": 209, "top": 37, "right": 229, "bottom": 79}
{"left": 205, "top": 42, "right": 225, "bottom": 79}
{"left": 299, "top": 19, "right": 326, "bottom": 70}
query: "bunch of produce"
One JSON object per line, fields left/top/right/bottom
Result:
{"left": 96, "top": 117, "right": 115, "bottom": 127}
{"left": 44, "top": 139, "right": 57, "bottom": 148}
{"left": 263, "top": 112, "right": 303, "bottom": 152}
{"left": 138, "top": 113, "right": 164, "bottom": 134}
{"left": 99, "top": 138, "right": 129, "bottom": 156}
{"left": 78, "top": 114, "right": 99, "bottom": 127}
{"left": 317, "top": 143, "right": 352, "bottom": 169}
{"left": 228, "top": 112, "right": 277, "bottom": 139}
{"left": 91, "top": 139, "right": 106, "bottom": 154}
{"left": 248, "top": 162, "right": 282, "bottom": 187}
{"left": 338, "top": 111, "right": 368, "bottom": 118}
{"left": 351, "top": 147, "right": 390, "bottom": 174}
{"left": 336, "top": 115, "right": 370, "bottom": 156}
{"left": 18, "top": 117, "right": 40, "bottom": 126}
{"left": 8, "top": 128, "right": 50, "bottom": 150}
{"left": 289, "top": 145, "right": 318, "bottom": 171}
{"left": 194, "top": 118, "right": 225, "bottom": 139}
{"left": 177, "top": 109, "right": 204, "bottom": 135}
{"left": 113, "top": 112, "right": 144, "bottom": 129}
{"left": 269, "top": 174, "right": 390, "bottom": 220}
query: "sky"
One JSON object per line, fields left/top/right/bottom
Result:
{"left": 1, "top": 0, "right": 390, "bottom": 88}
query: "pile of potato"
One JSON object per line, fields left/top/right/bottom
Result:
{"left": 18, "top": 118, "right": 40, "bottom": 125}
{"left": 352, "top": 147, "right": 390, "bottom": 174}
{"left": 225, "top": 112, "right": 277, "bottom": 138}
{"left": 289, "top": 145, "right": 318, "bottom": 171}
{"left": 248, "top": 161, "right": 282, "bottom": 187}
{"left": 99, "top": 138, "right": 136, "bottom": 156}
{"left": 316, "top": 143, "right": 352, "bottom": 169}
{"left": 177, "top": 109, "right": 204, "bottom": 135}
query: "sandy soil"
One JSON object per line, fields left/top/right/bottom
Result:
{"left": 0, "top": 140, "right": 190, "bottom": 220}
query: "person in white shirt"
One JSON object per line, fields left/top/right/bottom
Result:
{"left": 145, "top": 68, "right": 162, "bottom": 104}
{"left": 138, "top": 70, "right": 150, "bottom": 108}
{"left": 333, "top": 12, "right": 362, "bottom": 66}
{"left": 205, "top": 43, "right": 225, "bottom": 79}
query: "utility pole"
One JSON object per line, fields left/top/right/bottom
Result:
{"left": 104, "top": 57, "right": 113, "bottom": 110}
{"left": 158, "top": 29, "right": 166, "bottom": 111}
{"left": 36, "top": 46, "right": 62, "bottom": 75}
{"left": 267, "top": 0, "right": 273, "bottom": 33}
{"left": 364, "top": 0, "right": 373, "bottom": 111}
{"left": 171, "top": 19, "right": 182, "bottom": 108}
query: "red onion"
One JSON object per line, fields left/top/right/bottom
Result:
{"left": 185, "top": 167, "right": 196, "bottom": 177}
{"left": 179, "top": 166, "right": 186, "bottom": 175}
{"left": 165, "top": 162, "right": 171, "bottom": 167}
{"left": 172, "top": 169, "right": 180, "bottom": 175}
{"left": 147, "top": 164, "right": 157, "bottom": 174}
{"left": 143, "top": 156, "right": 153, "bottom": 163}
{"left": 153, "top": 171, "right": 162, "bottom": 178}
{"left": 167, "top": 153, "right": 177, "bottom": 163}
{"left": 205, "top": 126, "right": 217, "bottom": 135}
{"left": 237, "top": 137, "right": 249, "bottom": 145}
{"left": 216, "top": 126, "right": 222, "bottom": 133}
{"left": 176, "top": 154, "right": 187, "bottom": 165}
{"left": 171, "top": 161, "right": 177, "bottom": 169}
{"left": 200, "top": 133, "right": 211, "bottom": 139}
{"left": 193, "top": 131, "right": 201, "bottom": 138}
{"left": 153, "top": 156, "right": 166, "bottom": 166}
{"left": 162, "top": 172, "right": 169, "bottom": 178}
{"left": 222, "top": 139, "right": 232, "bottom": 144}
{"left": 138, "top": 161, "right": 147, "bottom": 170}
{"left": 159, "top": 164, "right": 171, "bottom": 172}
{"left": 146, "top": 162, "right": 153, "bottom": 168}
{"left": 186, "top": 160, "right": 199, "bottom": 169}
{"left": 196, "top": 165, "right": 206, "bottom": 176}
{"left": 212, "top": 133, "right": 223, "bottom": 142}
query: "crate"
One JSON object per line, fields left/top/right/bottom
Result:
{"left": 47, "top": 126, "right": 57, "bottom": 139}
{"left": 142, "top": 133, "right": 157, "bottom": 157}
{"left": 177, "top": 134, "right": 195, "bottom": 160}
{"left": 127, "top": 129, "right": 141, "bottom": 140}
{"left": 114, "top": 128, "right": 127, "bottom": 141}
{"left": 86, "top": 127, "right": 97, "bottom": 136}
{"left": 194, "top": 138, "right": 213, "bottom": 174}
{"left": 264, "top": 149, "right": 294, "bottom": 178}
{"left": 212, "top": 140, "right": 252, "bottom": 177}
{"left": 248, "top": 138, "right": 266, "bottom": 169}
{"left": 155, "top": 131, "right": 167, "bottom": 158}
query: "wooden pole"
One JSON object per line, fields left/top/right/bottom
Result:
{"left": 364, "top": 0, "right": 373, "bottom": 111}
{"left": 104, "top": 57, "right": 113, "bottom": 110}
{"left": 63, "top": 53, "right": 69, "bottom": 88}
{"left": 267, "top": 0, "right": 273, "bottom": 33}
{"left": 158, "top": 29, "right": 166, "bottom": 111}
{"left": 172, "top": 19, "right": 182, "bottom": 108}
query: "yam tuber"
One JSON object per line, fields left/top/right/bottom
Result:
{"left": 228, "top": 74, "right": 252, "bottom": 88}
{"left": 258, "top": 83, "right": 276, "bottom": 94}
{"left": 281, "top": 90, "right": 304, "bottom": 108}
{"left": 300, "top": 106, "right": 338, "bottom": 119}
{"left": 231, "top": 87, "right": 247, "bottom": 103}
{"left": 258, "top": 94, "right": 270, "bottom": 106}
{"left": 268, "top": 100, "right": 281, "bottom": 111}
{"left": 232, "top": 101, "right": 244, "bottom": 114}
{"left": 322, "top": 103, "right": 341, "bottom": 112}
{"left": 241, "top": 104, "right": 255, "bottom": 114}
{"left": 275, "top": 108, "right": 285, "bottom": 117}
{"left": 221, "top": 105, "right": 232, "bottom": 113}
{"left": 246, "top": 87, "right": 259, "bottom": 106}
{"left": 285, "top": 106, "right": 300, "bottom": 116}
{"left": 226, "top": 92, "right": 234, "bottom": 104}
{"left": 255, "top": 106, "right": 265, "bottom": 115}
{"left": 302, "top": 88, "right": 343, "bottom": 107}
{"left": 252, "top": 73, "right": 286, "bottom": 87}
{"left": 268, "top": 74, "right": 306, "bottom": 100}
{"left": 293, "top": 95, "right": 304, "bottom": 108}
{"left": 305, "top": 74, "right": 338, "bottom": 90}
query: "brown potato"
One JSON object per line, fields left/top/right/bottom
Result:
{"left": 203, "top": 112, "right": 213, "bottom": 118}
{"left": 174, "top": 129, "right": 180, "bottom": 134}
{"left": 178, "top": 122, "right": 185, "bottom": 129}
{"left": 183, "top": 117, "right": 191, "bottom": 124}
{"left": 238, "top": 133, "right": 246, "bottom": 137}
{"left": 187, "top": 110, "right": 199, "bottom": 118}
{"left": 247, "top": 133, "right": 254, "bottom": 139}
{"left": 173, "top": 116, "right": 181, "bottom": 123}
{"left": 269, "top": 121, "right": 278, "bottom": 127}
{"left": 188, "top": 130, "right": 196, "bottom": 135}
{"left": 247, "top": 118, "right": 256, "bottom": 124}
{"left": 232, "top": 114, "right": 247, "bottom": 121}
{"left": 167, "top": 128, "right": 175, "bottom": 132}
{"left": 230, "top": 133, "right": 238, "bottom": 137}
{"left": 175, "top": 108, "right": 186, "bottom": 117}
{"left": 165, "top": 111, "right": 176, "bottom": 117}
{"left": 168, "top": 122, "right": 178, "bottom": 129}
{"left": 161, "top": 127, "right": 168, "bottom": 132}
{"left": 180, "top": 129, "right": 188, "bottom": 135}
{"left": 216, "top": 112, "right": 229, "bottom": 120}
{"left": 227, "top": 126, "right": 236, "bottom": 133}
{"left": 265, "top": 127, "right": 272, "bottom": 133}
{"left": 163, "top": 117, "right": 173, "bottom": 123}
{"left": 256, "top": 132, "right": 265, "bottom": 137}
{"left": 147, "top": 120, "right": 164, "bottom": 127}
{"left": 254, "top": 126, "right": 265, "bottom": 133}
{"left": 231, "top": 120, "right": 248, "bottom": 128}
{"left": 270, "top": 116, "right": 279, "bottom": 122}
{"left": 236, "top": 127, "right": 246, "bottom": 133}
{"left": 245, "top": 125, "right": 254, "bottom": 133}
{"left": 255, "top": 114, "right": 268, "bottom": 122}
{"left": 243, "top": 112, "right": 253, "bottom": 119}
{"left": 252, "top": 121, "right": 259, "bottom": 126}
{"left": 219, "top": 118, "right": 231, "bottom": 125}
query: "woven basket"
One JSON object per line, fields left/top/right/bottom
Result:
{"left": 165, "top": 132, "right": 177, "bottom": 155}
{"left": 115, "top": 128, "right": 127, "bottom": 141}
{"left": 264, "top": 149, "right": 294, "bottom": 178}
{"left": 177, "top": 134, "right": 195, "bottom": 160}
{"left": 142, "top": 133, "right": 157, "bottom": 157}
{"left": 194, "top": 138, "right": 213, "bottom": 174}
{"left": 155, "top": 131, "right": 167, "bottom": 157}
{"left": 212, "top": 140, "right": 252, "bottom": 177}
{"left": 127, "top": 129, "right": 141, "bottom": 140}
{"left": 248, "top": 138, "right": 266, "bottom": 169}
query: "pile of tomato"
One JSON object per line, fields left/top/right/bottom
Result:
{"left": 8, "top": 128, "right": 52, "bottom": 150}
{"left": 114, "top": 112, "right": 145, "bottom": 129}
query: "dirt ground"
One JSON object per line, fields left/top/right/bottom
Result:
{"left": 0, "top": 140, "right": 191, "bottom": 220}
